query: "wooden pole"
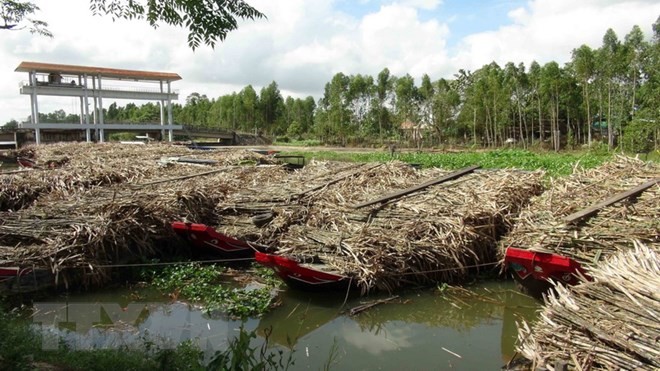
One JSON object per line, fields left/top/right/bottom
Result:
{"left": 352, "top": 165, "right": 481, "bottom": 209}
{"left": 564, "top": 178, "right": 659, "bottom": 224}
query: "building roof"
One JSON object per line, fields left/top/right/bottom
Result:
{"left": 15, "top": 61, "right": 182, "bottom": 82}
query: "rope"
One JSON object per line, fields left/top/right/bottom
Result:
{"left": 60, "top": 256, "right": 256, "bottom": 270}
{"left": 385, "top": 261, "right": 499, "bottom": 277}
{"left": 50, "top": 258, "right": 499, "bottom": 279}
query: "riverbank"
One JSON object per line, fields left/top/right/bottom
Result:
{"left": 2, "top": 142, "right": 657, "bottom": 369}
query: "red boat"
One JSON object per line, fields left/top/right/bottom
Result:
{"left": 504, "top": 247, "right": 589, "bottom": 298}
{"left": 255, "top": 251, "right": 351, "bottom": 291}
{"left": 171, "top": 222, "right": 255, "bottom": 258}
{"left": 16, "top": 156, "right": 37, "bottom": 168}
{"left": 0, "top": 266, "right": 54, "bottom": 293}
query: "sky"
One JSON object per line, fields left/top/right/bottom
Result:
{"left": 1, "top": 0, "right": 658, "bottom": 125}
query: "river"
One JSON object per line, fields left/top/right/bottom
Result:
{"left": 26, "top": 280, "right": 539, "bottom": 370}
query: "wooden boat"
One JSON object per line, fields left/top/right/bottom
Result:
{"left": 16, "top": 156, "right": 37, "bottom": 168}
{"left": 504, "top": 247, "right": 589, "bottom": 298}
{"left": 254, "top": 251, "right": 351, "bottom": 291}
{"left": 170, "top": 222, "right": 254, "bottom": 258}
{"left": 0, "top": 266, "right": 55, "bottom": 294}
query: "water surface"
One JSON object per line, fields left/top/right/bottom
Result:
{"left": 28, "top": 280, "right": 539, "bottom": 369}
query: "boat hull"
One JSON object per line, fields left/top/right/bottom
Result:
{"left": 255, "top": 252, "right": 350, "bottom": 291}
{"left": 504, "top": 247, "right": 588, "bottom": 298}
{"left": 171, "top": 222, "right": 254, "bottom": 258}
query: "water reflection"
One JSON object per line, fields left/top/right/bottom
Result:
{"left": 28, "top": 281, "right": 539, "bottom": 370}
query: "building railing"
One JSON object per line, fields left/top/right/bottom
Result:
{"left": 19, "top": 81, "right": 179, "bottom": 95}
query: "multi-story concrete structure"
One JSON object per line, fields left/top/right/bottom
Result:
{"left": 15, "top": 61, "right": 182, "bottom": 144}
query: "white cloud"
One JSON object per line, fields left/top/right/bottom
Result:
{"left": 452, "top": 0, "right": 660, "bottom": 71}
{"left": 0, "top": 0, "right": 658, "bottom": 125}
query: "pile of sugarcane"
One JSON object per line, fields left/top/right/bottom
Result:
{"left": 0, "top": 143, "right": 286, "bottom": 289}
{"left": 271, "top": 166, "right": 545, "bottom": 293}
{"left": 517, "top": 241, "right": 659, "bottom": 370}
{"left": 212, "top": 162, "right": 387, "bottom": 246}
{"left": 500, "top": 156, "right": 660, "bottom": 266}
{"left": 1, "top": 143, "right": 276, "bottom": 211}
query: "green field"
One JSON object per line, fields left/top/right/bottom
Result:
{"left": 282, "top": 149, "right": 617, "bottom": 177}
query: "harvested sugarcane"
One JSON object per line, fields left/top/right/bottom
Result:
{"left": 517, "top": 241, "right": 659, "bottom": 370}
{"left": 500, "top": 156, "right": 660, "bottom": 267}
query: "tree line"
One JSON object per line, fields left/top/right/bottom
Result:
{"left": 6, "top": 18, "right": 659, "bottom": 152}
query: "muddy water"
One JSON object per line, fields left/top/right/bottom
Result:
{"left": 27, "top": 280, "right": 539, "bottom": 370}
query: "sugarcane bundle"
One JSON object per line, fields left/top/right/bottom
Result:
{"left": 500, "top": 156, "right": 660, "bottom": 266}
{"left": 275, "top": 168, "right": 545, "bottom": 293}
{"left": 517, "top": 241, "right": 659, "bottom": 370}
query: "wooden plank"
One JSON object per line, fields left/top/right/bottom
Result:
{"left": 564, "top": 178, "right": 660, "bottom": 225}
{"left": 352, "top": 165, "right": 481, "bottom": 209}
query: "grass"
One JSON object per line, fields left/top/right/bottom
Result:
{"left": 282, "top": 148, "right": 614, "bottom": 177}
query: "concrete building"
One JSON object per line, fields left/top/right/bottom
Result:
{"left": 15, "top": 61, "right": 182, "bottom": 144}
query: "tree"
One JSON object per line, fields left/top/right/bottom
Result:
{"left": 2, "top": 119, "right": 18, "bottom": 130}
{"left": 90, "top": 0, "right": 265, "bottom": 49}
{"left": 2, "top": 0, "right": 264, "bottom": 49}
{"left": 0, "top": 0, "right": 51, "bottom": 36}
{"left": 375, "top": 68, "right": 394, "bottom": 142}
{"left": 599, "top": 28, "right": 622, "bottom": 150}
{"left": 572, "top": 45, "right": 596, "bottom": 145}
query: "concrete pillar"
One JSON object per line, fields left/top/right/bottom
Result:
{"left": 167, "top": 81, "right": 173, "bottom": 142}
{"left": 83, "top": 74, "right": 90, "bottom": 142}
{"left": 30, "top": 71, "right": 41, "bottom": 144}
{"left": 160, "top": 81, "right": 165, "bottom": 140}
{"left": 97, "top": 74, "right": 104, "bottom": 143}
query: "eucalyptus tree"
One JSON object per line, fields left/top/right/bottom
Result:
{"left": 430, "top": 78, "right": 460, "bottom": 143}
{"left": 623, "top": 26, "right": 646, "bottom": 119}
{"left": 599, "top": 28, "right": 623, "bottom": 149}
{"left": 394, "top": 73, "right": 419, "bottom": 125}
{"left": 504, "top": 62, "right": 530, "bottom": 147}
{"left": 540, "top": 62, "right": 563, "bottom": 151}
{"left": 259, "top": 82, "right": 284, "bottom": 134}
{"left": 469, "top": 62, "right": 508, "bottom": 147}
{"left": 324, "top": 73, "right": 351, "bottom": 145}
{"left": 418, "top": 74, "right": 435, "bottom": 131}
{"left": 572, "top": 44, "right": 596, "bottom": 145}
{"left": 239, "top": 85, "right": 259, "bottom": 131}
{"left": 528, "top": 61, "right": 544, "bottom": 143}
{"left": 375, "top": 68, "right": 395, "bottom": 141}
{"left": 347, "top": 74, "right": 375, "bottom": 136}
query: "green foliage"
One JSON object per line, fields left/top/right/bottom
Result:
{"left": 89, "top": 0, "right": 264, "bottom": 50}
{"left": 284, "top": 149, "right": 611, "bottom": 177}
{"left": 622, "top": 119, "right": 656, "bottom": 153}
{"left": 144, "top": 263, "right": 278, "bottom": 318}
{"left": 0, "top": 304, "right": 295, "bottom": 371}
{"left": 2, "top": 119, "right": 18, "bottom": 130}
{"left": 0, "top": 306, "right": 40, "bottom": 370}
{"left": 0, "top": 0, "right": 51, "bottom": 36}
{"left": 208, "top": 325, "right": 294, "bottom": 371}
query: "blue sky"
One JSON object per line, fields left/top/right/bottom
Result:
{"left": 1, "top": 0, "right": 659, "bottom": 124}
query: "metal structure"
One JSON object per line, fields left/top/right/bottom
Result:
{"left": 15, "top": 61, "right": 182, "bottom": 144}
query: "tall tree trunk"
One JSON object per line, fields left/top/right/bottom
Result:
{"left": 472, "top": 108, "right": 477, "bottom": 147}
{"left": 607, "top": 82, "right": 613, "bottom": 150}
{"left": 537, "top": 95, "right": 543, "bottom": 143}
{"left": 585, "top": 82, "right": 591, "bottom": 146}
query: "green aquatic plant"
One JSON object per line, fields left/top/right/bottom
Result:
{"left": 143, "top": 263, "right": 279, "bottom": 318}
{"left": 283, "top": 149, "right": 612, "bottom": 177}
